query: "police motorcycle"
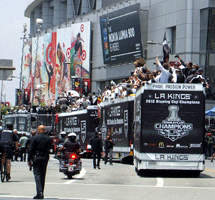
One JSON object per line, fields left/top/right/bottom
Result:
{"left": 59, "top": 133, "right": 82, "bottom": 179}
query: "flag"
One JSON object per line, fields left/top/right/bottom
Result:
{"left": 162, "top": 30, "right": 171, "bottom": 59}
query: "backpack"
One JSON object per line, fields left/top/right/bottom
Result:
{"left": 0, "top": 130, "right": 13, "bottom": 147}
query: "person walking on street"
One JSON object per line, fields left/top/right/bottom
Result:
{"left": 104, "top": 131, "right": 114, "bottom": 165}
{"left": 90, "top": 128, "right": 103, "bottom": 169}
{"left": 19, "top": 133, "right": 28, "bottom": 162}
{"left": 28, "top": 125, "right": 52, "bottom": 199}
{"left": 26, "top": 130, "right": 36, "bottom": 150}
{"left": 0, "top": 124, "right": 18, "bottom": 180}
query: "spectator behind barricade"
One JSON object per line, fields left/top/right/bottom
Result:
{"left": 155, "top": 56, "right": 171, "bottom": 83}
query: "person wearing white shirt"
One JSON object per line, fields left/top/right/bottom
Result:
{"left": 155, "top": 57, "right": 171, "bottom": 83}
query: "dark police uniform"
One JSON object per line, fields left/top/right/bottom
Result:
{"left": 0, "top": 130, "right": 18, "bottom": 159}
{"left": 63, "top": 140, "right": 80, "bottom": 153}
{"left": 28, "top": 132, "right": 52, "bottom": 198}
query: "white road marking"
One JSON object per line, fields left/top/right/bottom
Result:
{"left": 0, "top": 195, "right": 107, "bottom": 200}
{"left": 64, "top": 167, "right": 86, "bottom": 184}
{"left": 156, "top": 178, "right": 164, "bottom": 187}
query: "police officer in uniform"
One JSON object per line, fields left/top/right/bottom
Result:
{"left": 0, "top": 124, "right": 18, "bottom": 180}
{"left": 28, "top": 125, "right": 52, "bottom": 199}
{"left": 62, "top": 132, "right": 80, "bottom": 153}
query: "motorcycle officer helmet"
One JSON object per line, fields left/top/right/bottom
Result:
{"left": 60, "top": 131, "right": 66, "bottom": 138}
{"left": 68, "top": 132, "right": 77, "bottom": 141}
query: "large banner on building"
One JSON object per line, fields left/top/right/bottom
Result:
{"left": 100, "top": 3, "right": 143, "bottom": 64}
{"left": 31, "top": 35, "right": 44, "bottom": 105}
{"left": 70, "top": 22, "right": 91, "bottom": 95}
{"left": 56, "top": 28, "right": 72, "bottom": 98}
{"left": 29, "top": 22, "right": 91, "bottom": 106}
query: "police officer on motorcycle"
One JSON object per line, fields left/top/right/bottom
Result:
{"left": 61, "top": 133, "right": 81, "bottom": 154}
{"left": 58, "top": 131, "right": 67, "bottom": 145}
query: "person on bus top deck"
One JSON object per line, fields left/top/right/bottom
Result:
{"left": 0, "top": 124, "right": 18, "bottom": 180}
{"left": 155, "top": 56, "right": 171, "bottom": 83}
{"left": 61, "top": 132, "right": 81, "bottom": 154}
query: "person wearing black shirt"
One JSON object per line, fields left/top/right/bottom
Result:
{"left": 104, "top": 131, "right": 114, "bottom": 165}
{"left": 28, "top": 125, "right": 52, "bottom": 199}
{"left": 90, "top": 128, "right": 103, "bottom": 169}
{"left": 0, "top": 124, "right": 18, "bottom": 180}
{"left": 62, "top": 132, "right": 80, "bottom": 153}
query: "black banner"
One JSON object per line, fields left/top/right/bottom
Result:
{"left": 138, "top": 89, "right": 205, "bottom": 154}
{"left": 101, "top": 100, "right": 134, "bottom": 147}
{"left": 59, "top": 108, "right": 98, "bottom": 148}
{"left": 100, "top": 4, "right": 143, "bottom": 64}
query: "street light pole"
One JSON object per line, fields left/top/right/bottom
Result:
{"left": 19, "top": 23, "right": 28, "bottom": 106}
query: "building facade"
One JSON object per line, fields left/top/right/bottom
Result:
{"left": 24, "top": 0, "right": 215, "bottom": 105}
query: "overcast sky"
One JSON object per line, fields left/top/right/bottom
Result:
{"left": 0, "top": 0, "right": 30, "bottom": 106}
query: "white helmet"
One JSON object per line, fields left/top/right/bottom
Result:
{"left": 68, "top": 132, "right": 77, "bottom": 141}
{"left": 60, "top": 131, "right": 66, "bottom": 135}
{"left": 68, "top": 132, "right": 76, "bottom": 137}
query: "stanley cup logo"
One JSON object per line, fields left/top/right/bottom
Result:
{"left": 166, "top": 105, "right": 181, "bottom": 122}
{"left": 154, "top": 105, "right": 193, "bottom": 142}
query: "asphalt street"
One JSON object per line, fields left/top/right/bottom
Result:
{"left": 1, "top": 156, "right": 215, "bottom": 200}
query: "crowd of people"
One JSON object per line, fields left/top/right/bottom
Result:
{"left": 1, "top": 54, "right": 212, "bottom": 116}
{"left": 101, "top": 55, "right": 212, "bottom": 101}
